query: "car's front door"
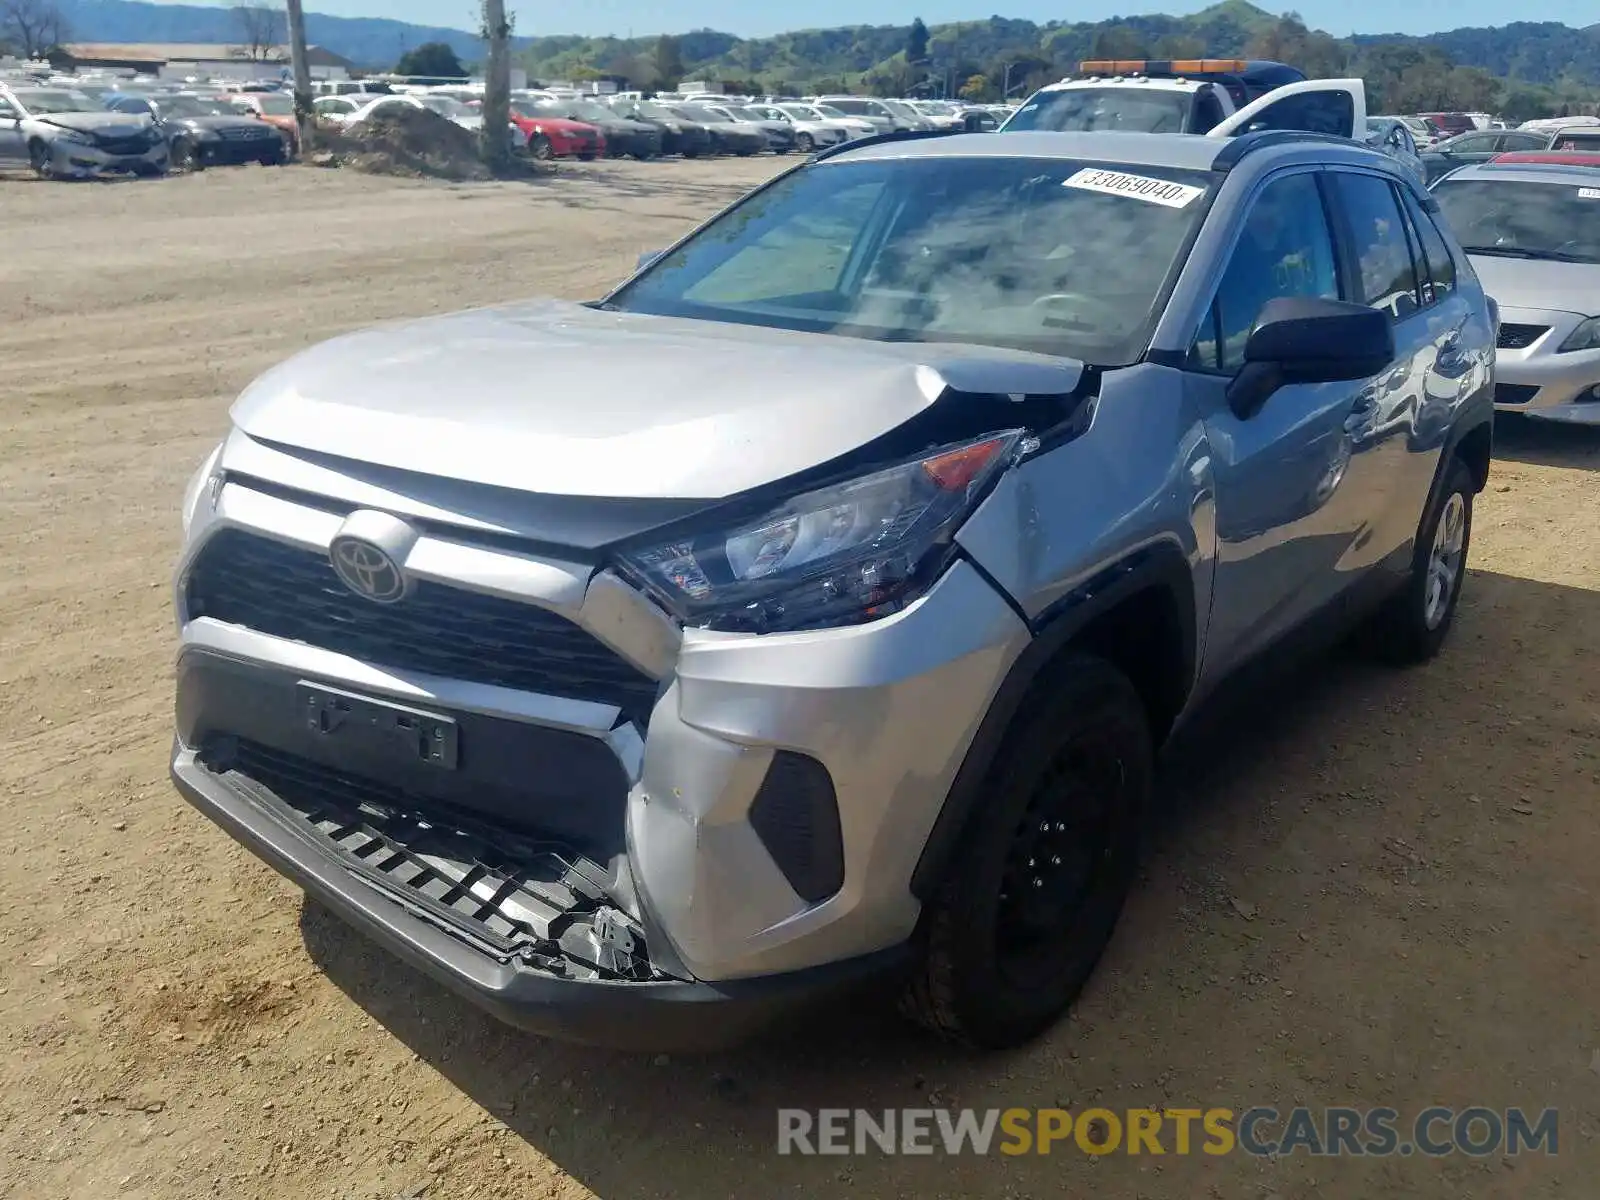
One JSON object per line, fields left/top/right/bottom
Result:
{"left": 0, "top": 97, "right": 23, "bottom": 163}
{"left": 1205, "top": 78, "right": 1366, "bottom": 140}
{"left": 1190, "top": 168, "right": 1401, "bottom": 683}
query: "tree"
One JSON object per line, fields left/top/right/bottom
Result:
{"left": 653, "top": 34, "right": 684, "bottom": 89}
{"left": 232, "top": 4, "right": 282, "bottom": 61}
{"left": 479, "top": 0, "right": 513, "bottom": 172}
{"left": 395, "top": 41, "right": 466, "bottom": 77}
{"left": 1089, "top": 25, "right": 1149, "bottom": 60}
{"left": 958, "top": 73, "right": 992, "bottom": 101}
{"left": 907, "top": 17, "right": 929, "bottom": 65}
{"left": 0, "top": 0, "right": 68, "bottom": 57}
{"left": 1154, "top": 34, "right": 1205, "bottom": 59}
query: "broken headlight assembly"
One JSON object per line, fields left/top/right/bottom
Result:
{"left": 616, "top": 430, "right": 1024, "bottom": 633}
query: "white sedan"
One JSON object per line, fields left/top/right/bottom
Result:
{"left": 315, "top": 93, "right": 526, "bottom": 150}
{"left": 777, "top": 102, "right": 874, "bottom": 141}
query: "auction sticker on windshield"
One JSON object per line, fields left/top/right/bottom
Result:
{"left": 1579, "top": 187, "right": 1600, "bottom": 200}
{"left": 1063, "top": 168, "right": 1205, "bottom": 208}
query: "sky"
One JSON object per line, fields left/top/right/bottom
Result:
{"left": 203, "top": 0, "right": 1599, "bottom": 40}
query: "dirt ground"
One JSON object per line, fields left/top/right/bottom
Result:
{"left": 1, "top": 157, "right": 1597, "bottom": 1200}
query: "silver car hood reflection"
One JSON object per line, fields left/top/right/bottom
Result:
{"left": 230, "top": 298, "right": 1083, "bottom": 500}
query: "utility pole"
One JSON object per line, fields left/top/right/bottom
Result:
{"left": 479, "top": 0, "right": 512, "bottom": 172}
{"left": 285, "top": 0, "right": 314, "bottom": 152}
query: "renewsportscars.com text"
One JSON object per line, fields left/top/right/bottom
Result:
{"left": 777, "top": 1106, "right": 1558, "bottom": 1157}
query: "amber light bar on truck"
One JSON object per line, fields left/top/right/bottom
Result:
{"left": 1077, "top": 59, "right": 1248, "bottom": 75}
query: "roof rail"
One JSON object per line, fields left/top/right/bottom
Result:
{"left": 1211, "top": 128, "right": 1369, "bottom": 170}
{"left": 808, "top": 127, "right": 960, "bottom": 162}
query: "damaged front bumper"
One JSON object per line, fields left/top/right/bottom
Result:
{"left": 171, "top": 733, "right": 908, "bottom": 1051}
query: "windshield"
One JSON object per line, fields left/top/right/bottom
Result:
{"left": 678, "top": 104, "right": 728, "bottom": 123}
{"left": 165, "top": 96, "right": 231, "bottom": 119}
{"left": 607, "top": 156, "right": 1214, "bottom": 365}
{"left": 252, "top": 94, "right": 294, "bottom": 116}
{"left": 547, "top": 100, "right": 611, "bottom": 122}
{"left": 1004, "top": 87, "right": 1192, "bottom": 134}
{"left": 813, "top": 104, "right": 850, "bottom": 120}
{"left": 420, "top": 96, "right": 470, "bottom": 118}
{"left": 881, "top": 100, "right": 919, "bottom": 119}
{"left": 13, "top": 89, "right": 98, "bottom": 114}
{"left": 1433, "top": 178, "right": 1600, "bottom": 264}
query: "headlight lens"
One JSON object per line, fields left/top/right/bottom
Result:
{"left": 1558, "top": 316, "right": 1600, "bottom": 353}
{"left": 616, "top": 431, "right": 1024, "bottom": 633}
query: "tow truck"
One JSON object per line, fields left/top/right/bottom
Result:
{"left": 999, "top": 58, "right": 1366, "bottom": 141}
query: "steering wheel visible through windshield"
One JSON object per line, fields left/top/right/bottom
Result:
{"left": 606, "top": 155, "right": 1215, "bottom": 365}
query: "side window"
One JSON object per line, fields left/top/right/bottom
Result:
{"left": 1190, "top": 172, "right": 1340, "bottom": 373}
{"left": 0, "top": 98, "right": 15, "bottom": 119}
{"left": 1238, "top": 90, "right": 1354, "bottom": 138}
{"left": 1329, "top": 173, "right": 1420, "bottom": 319}
{"left": 1192, "top": 87, "right": 1226, "bottom": 134}
{"left": 1399, "top": 189, "right": 1456, "bottom": 304}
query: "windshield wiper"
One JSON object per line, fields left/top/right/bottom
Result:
{"left": 1462, "top": 245, "right": 1590, "bottom": 263}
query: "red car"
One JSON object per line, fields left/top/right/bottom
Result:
{"left": 1490, "top": 149, "right": 1600, "bottom": 168}
{"left": 502, "top": 104, "right": 605, "bottom": 160}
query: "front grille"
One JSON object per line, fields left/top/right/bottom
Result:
{"left": 205, "top": 738, "right": 664, "bottom": 979}
{"left": 96, "top": 136, "right": 153, "bottom": 155}
{"left": 217, "top": 126, "right": 270, "bottom": 141}
{"left": 185, "top": 529, "right": 660, "bottom": 721}
{"left": 1497, "top": 323, "right": 1549, "bottom": 350}
{"left": 1495, "top": 383, "right": 1539, "bottom": 405}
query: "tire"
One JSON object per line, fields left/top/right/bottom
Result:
{"left": 577, "top": 152, "right": 596, "bottom": 162}
{"left": 28, "top": 139, "right": 52, "bottom": 179}
{"left": 902, "top": 655, "right": 1152, "bottom": 1049}
{"left": 172, "top": 138, "right": 201, "bottom": 171}
{"left": 529, "top": 134, "right": 554, "bottom": 161}
{"left": 1368, "top": 456, "right": 1474, "bottom": 664}
{"left": 735, "top": 145, "right": 757, "bottom": 157}
{"left": 797, "top": 132, "right": 815, "bottom": 152}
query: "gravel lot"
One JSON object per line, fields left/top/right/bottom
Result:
{"left": 1, "top": 158, "right": 1597, "bottom": 1200}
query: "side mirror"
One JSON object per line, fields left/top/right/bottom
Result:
{"left": 1226, "top": 296, "right": 1395, "bottom": 419}
{"left": 636, "top": 249, "right": 664, "bottom": 271}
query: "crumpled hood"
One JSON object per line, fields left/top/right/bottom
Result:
{"left": 231, "top": 298, "right": 1083, "bottom": 500}
{"left": 1470, "top": 254, "right": 1600, "bottom": 318}
{"left": 39, "top": 112, "right": 152, "bottom": 136}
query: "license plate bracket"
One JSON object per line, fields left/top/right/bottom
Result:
{"left": 297, "top": 683, "right": 459, "bottom": 771}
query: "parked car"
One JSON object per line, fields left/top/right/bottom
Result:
{"left": 742, "top": 102, "right": 847, "bottom": 152}
{"left": 108, "top": 92, "right": 287, "bottom": 169}
{"left": 312, "top": 95, "right": 366, "bottom": 125}
{"left": 226, "top": 91, "right": 301, "bottom": 156}
{"left": 704, "top": 102, "right": 797, "bottom": 153}
{"left": 0, "top": 85, "right": 168, "bottom": 178}
{"left": 506, "top": 96, "right": 605, "bottom": 160}
{"left": 1432, "top": 160, "right": 1600, "bottom": 424}
{"left": 906, "top": 99, "right": 966, "bottom": 130}
{"left": 1364, "top": 116, "right": 1426, "bottom": 187}
{"left": 1419, "top": 111, "right": 1477, "bottom": 139}
{"left": 778, "top": 102, "right": 875, "bottom": 140}
{"left": 1397, "top": 115, "right": 1440, "bottom": 148}
{"left": 1548, "top": 126, "right": 1600, "bottom": 153}
{"left": 1489, "top": 149, "right": 1600, "bottom": 169}
{"left": 171, "top": 126, "right": 1491, "bottom": 1053}
{"left": 814, "top": 95, "right": 918, "bottom": 133}
{"left": 670, "top": 103, "right": 766, "bottom": 156}
{"left": 1421, "top": 127, "right": 1554, "bottom": 183}
{"left": 517, "top": 96, "right": 662, "bottom": 159}
{"left": 604, "top": 98, "right": 711, "bottom": 158}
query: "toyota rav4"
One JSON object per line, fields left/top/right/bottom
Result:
{"left": 171, "top": 128, "right": 1494, "bottom": 1052}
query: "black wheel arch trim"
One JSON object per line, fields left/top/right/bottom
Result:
{"left": 909, "top": 541, "right": 1196, "bottom": 902}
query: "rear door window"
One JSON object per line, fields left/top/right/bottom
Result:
{"left": 1328, "top": 172, "right": 1421, "bottom": 318}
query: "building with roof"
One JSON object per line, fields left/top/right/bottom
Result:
{"left": 50, "top": 43, "right": 354, "bottom": 81}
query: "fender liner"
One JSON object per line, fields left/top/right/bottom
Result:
{"left": 909, "top": 542, "right": 1197, "bottom": 901}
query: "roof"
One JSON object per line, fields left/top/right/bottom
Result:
{"left": 1445, "top": 160, "right": 1600, "bottom": 185}
{"left": 59, "top": 43, "right": 352, "bottom": 67}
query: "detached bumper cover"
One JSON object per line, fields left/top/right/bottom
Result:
{"left": 171, "top": 737, "right": 907, "bottom": 1050}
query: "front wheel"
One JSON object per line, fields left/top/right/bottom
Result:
{"left": 1368, "top": 456, "right": 1474, "bottom": 664}
{"left": 902, "top": 654, "right": 1152, "bottom": 1049}
{"left": 172, "top": 138, "right": 201, "bottom": 171}
{"left": 796, "top": 132, "right": 815, "bottom": 152}
{"left": 28, "top": 139, "right": 52, "bottom": 179}
{"left": 529, "top": 134, "right": 554, "bottom": 160}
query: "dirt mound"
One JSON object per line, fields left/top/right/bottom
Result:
{"left": 320, "top": 106, "right": 492, "bottom": 181}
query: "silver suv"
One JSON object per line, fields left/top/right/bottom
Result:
{"left": 171, "top": 129, "right": 1494, "bottom": 1051}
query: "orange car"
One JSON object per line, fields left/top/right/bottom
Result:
{"left": 227, "top": 92, "right": 301, "bottom": 157}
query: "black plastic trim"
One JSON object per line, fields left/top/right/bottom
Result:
{"left": 1211, "top": 129, "right": 1371, "bottom": 172}
{"left": 748, "top": 751, "right": 845, "bottom": 904}
{"left": 171, "top": 739, "right": 910, "bottom": 1051}
{"left": 909, "top": 543, "right": 1196, "bottom": 901}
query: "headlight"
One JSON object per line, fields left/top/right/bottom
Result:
{"left": 1558, "top": 317, "right": 1600, "bottom": 353}
{"left": 57, "top": 129, "right": 97, "bottom": 146}
{"left": 616, "top": 431, "right": 1024, "bottom": 633}
{"left": 181, "top": 443, "right": 225, "bottom": 538}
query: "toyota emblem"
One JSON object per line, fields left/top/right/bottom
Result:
{"left": 329, "top": 536, "right": 408, "bottom": 604}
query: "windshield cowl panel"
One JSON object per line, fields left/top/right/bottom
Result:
{"left": 606, "top": 155, "right": 1216, "bottom": 367}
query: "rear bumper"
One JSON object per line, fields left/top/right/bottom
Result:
{"left": 171, "top": 737, "right": 907, "bottom": 1051}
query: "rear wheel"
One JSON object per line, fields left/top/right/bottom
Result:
{"left": 902, "top": 655, "right": 1152, "bottom": 1049}
{"left": 796, "top": 132, "right": 815, "bottom": 152}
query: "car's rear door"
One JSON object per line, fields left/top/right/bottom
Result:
{"left": 0, "top": 96, "right": 24, "bottom": 163}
